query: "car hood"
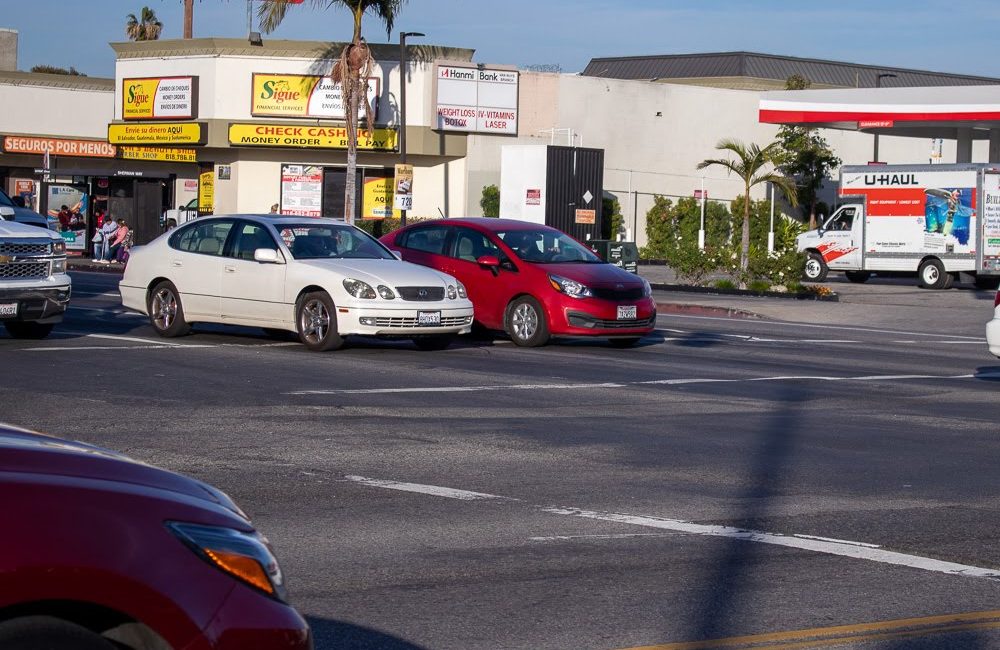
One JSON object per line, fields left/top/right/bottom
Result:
{"left": 542, "top": 262, "right": 644, "bottom": 288}
{"left": 297, "top": 258, "right": 456, "bottom": 287}
{"left": 0, "top": 425, "right": 245, "bottom": 518}
{"left": 0, "top": 218, "right": 59, "bottom": 238}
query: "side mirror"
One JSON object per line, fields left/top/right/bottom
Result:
{"left": 254, "top": 248, "right": 283, "bottom": 264}
{"left": 391, "top": 249, "right": 403, "bottom": 260}
{"left": 477, "top": 255, "right": 500, "bottom": 267}
{"left": 0, "top": 206, "right": 14, "bottom": 220}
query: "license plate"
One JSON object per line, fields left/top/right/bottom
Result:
{"left": 0, "top": 302, "right": 17, "bottom": 318}
{"left": 617, "top": 305, "right": 637, "bottom": 320}
{"left": 418, "top": 311, "right": 441, "bottom": 326}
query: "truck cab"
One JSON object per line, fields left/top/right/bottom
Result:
{"left": 796, "top": 202, "right": 866, "bottom": 282}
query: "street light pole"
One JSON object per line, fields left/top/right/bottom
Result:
{"left": 399, "top": 31, "right": 424, "bottom": 228}
{"left": 873, "top": 73, "right": 897, "bottom": 163}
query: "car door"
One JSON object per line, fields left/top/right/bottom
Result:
{"left": 821, "top": 207, "right": 863, "bottom": 270}
{"left": 167, "top": 219, "right": 235, "bottom": 320}
{"left": 220, "top": 220, "right": 288, "bottom": 325}
{"left": 395, "top": 225, "right": 453, "bottom": 273}
{"left": 442, "top": 227, "right": 519, "bottom": 329}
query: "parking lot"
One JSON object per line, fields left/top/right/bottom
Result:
{"left": 4, "top": 269, "right": 1000, "bottom": 649}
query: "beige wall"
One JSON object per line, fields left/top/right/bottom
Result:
{"left": 0, "top": 83, "right": 112, "bottom": 139}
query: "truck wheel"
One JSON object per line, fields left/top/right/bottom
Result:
{"left": 3, "top": 321, "right": 54, "bottom": 339}
{"left": 918, "top": 259, "right": 949, "bottom": 289}
{"left": 803, "top": 252, "right": 828, "bottom": 282}
{"left": 974, "top": 275, "right": 1000, "bottom": 290}
{"left": 0, "top": 616, "right": 115, "bottom": 650}
{"left": 296, "top": 291, "right": 344, "bottom": 351}
{"left": 147, "top": 281, "right": 191, "bottom": 337}
{"left": 844, "top": 271, "right": 871, "bottom": 284}
{"left": 506, "top": 296, "right": 550, "bottom": 347}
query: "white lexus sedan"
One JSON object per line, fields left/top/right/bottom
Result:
{"left": 120, "top": 215, "right": 474, "bottom": 351}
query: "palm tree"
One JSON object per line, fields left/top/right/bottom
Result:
{"left": 258, "top": 0, "right": 407, "bottom": 224}
{"left": 698, "top": 139, "right": 797, "bottom": 288}
{"left": 126, "top": 7, "right": 163, "bottom": 41}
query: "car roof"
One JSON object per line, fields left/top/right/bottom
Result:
{"left": 407, "top": 217, "right": 551, "bottom": 232}
{"left": 194, "top": 214, "right": 353, "bottom": 227}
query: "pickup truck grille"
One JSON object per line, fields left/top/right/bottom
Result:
{"left": 0, "top": 242, "right": 51, "bottom": 256}
{"left": 0, "top": 262, "right": 49, "bottom": 279}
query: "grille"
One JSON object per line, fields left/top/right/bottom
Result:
{"left": 0, "top": 262, "right": 49, "bottom": 279}
{"left": 0, "top": 242, "right": 51, "bottom": 256}
{"left": 568, "top": 313, "right": 656, "bottom": 329}
{"left": 591, "top": 286, "right": 644, "bottom": 301}
{"left": 373, "top": 315, "right": 472, "bottom": 328}
{"left": 397, "top": 286, "right": 445, "bottom": 301}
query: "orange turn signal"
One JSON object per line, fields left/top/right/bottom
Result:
{"left": 205, "top": 549, "right": 274, "bottom": 595}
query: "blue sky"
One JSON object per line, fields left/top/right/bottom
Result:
{"left": 6, "top": 0, "right": 1000, "bottom": 79}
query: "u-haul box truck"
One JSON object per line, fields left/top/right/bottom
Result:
{"left": 796, "top": 164, "right": 1000, "bottom": 289}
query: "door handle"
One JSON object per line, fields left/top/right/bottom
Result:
{"left": 225, "top": 266, "right": 236, "bottom": 273}
{"left": 171, "top": 260, "right": 183, "bottom": 267}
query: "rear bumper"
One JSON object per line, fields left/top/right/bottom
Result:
{"left": 987, "top": 317, "right": 1000, "bottom": 357}
{"left": 0, "top": 285, "right": 71, "bottom": 324}
{"left": 552, "top": 297, "right": 657, "bottom": 336}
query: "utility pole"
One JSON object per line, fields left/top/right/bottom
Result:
{"left": 184, "top": 0, "right": 194, "bottom": 38}
{"left": 398, "top": 31, "right": 424, "bottom": 227}
{"left": 873, "top": 73, "right": 897, "bottom": 163}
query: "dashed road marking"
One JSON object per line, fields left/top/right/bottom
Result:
{"left": 344, "top": 475, "right": 514, "bottom": 501}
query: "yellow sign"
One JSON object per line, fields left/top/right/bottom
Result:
{"left": 199, "top": 170, "right": 214, "bottom": 214}
{"left": 119, "top": 146, "right": 197, "bottom": 163}
{"left": 122, "top": 76, "right": 197, "bottom": 120}
{"left": 362, "top": 176, "right": 400, "bottom": 220}
{"left": 228, "top": 123, "right": 396, "bottom": 150}
{"left": 251, "top": 73, "right": 378, "bottom": 120}
{"left": 108, "top": 123, "right": 205, "bottom": 145}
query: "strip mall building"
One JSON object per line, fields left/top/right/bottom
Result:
{"left": 2, "top": 39, "right": 999, "bottom": 251}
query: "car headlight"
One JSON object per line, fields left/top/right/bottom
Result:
{"left": 446, "top": 284, "right": 457, "bottom": 300}
{"left": 548, "top": 274, "right": 592, "bottom": 299}
{"left": 52, "top": 240, "right": 66, "bottom": 254}
{"left": 377, "top": 285, "right": 396, "bottom": 300}
{"left": 641, "top": 277, "right": 652, "bottom": 297}
{"left": 51, "top": 258, "right": 66, "bottom": 274}
{"left": 343, "top": 278, "right": 376, "bottom": 299}
{"left": 456, "top": 281, "right": 467, "bottom": 299}
{"left": 166, "top": 522, "right": 287, "bottom": 602}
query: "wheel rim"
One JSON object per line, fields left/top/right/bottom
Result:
{"left": 512, "top": 303, "right": 538, "bottom": 341}
{"left": 151, "top": 288, "right": 177, "bottom": 330}
{"left": 805, "top": 258, "right": 821, "bottom": 278}
{"left": 300, "top": 299, "right": 330, "bottom": 344}
{"left": 924, "top": 266, "right": 939, "bottom": 284}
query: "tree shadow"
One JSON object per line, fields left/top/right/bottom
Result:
{"left": 307, "top": 616, "right": 429, "bottom": 650}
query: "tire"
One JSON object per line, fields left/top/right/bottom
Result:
{"left": 608, "top": 336, "right": 642, "bottom": 348}
{"left": 166, "top": 219, "right": 177, "bottom": 231}
{"left": 147, "top": 280, "right": 191, "bottom": 337}
{"left": 506, "top": 296, "right": 550, "bottom": 347}
{"left": 918, "top": 258, "right": 949, "bottom": 289}
{"left": 296, "top": 291, "right": 344, "bottom": 351}
{"left": 0, "top": 616, "right": 116, "bottom": 650}
{"left": 975, "top": 275, "right": 1000, "bottom": 290}
{"left": 844, "top": 271, "right": 871, "bottom": 284}
{"left": 412, "top": 334, "right": 455, "bottom": 351}
{"left": 4, "top": 321, "right": 54, "bottom": 339}
{"left": 803, "top": 252, "right": 828, "bottom": 282}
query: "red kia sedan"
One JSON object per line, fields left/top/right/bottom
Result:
{"left": 0, "top": 424, "right": 311, "bottom": 650}
{"left": 381, "top": 218, "right": 656, "bottom": 347}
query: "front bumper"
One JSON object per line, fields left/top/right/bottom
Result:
{"left": 183, "top": 583, "right": 312, "bottom": 650}
{"left": 987, "top": 317, "right": 1000, "bottom": 357}
{"left": 0, "top": 284, "right": 71, "bottom": 324}
{"left": 554, "top": 297, "right": 657, "bottom": 337}
{"left": 337, "top": 304, "right": 475, "bottom": 337}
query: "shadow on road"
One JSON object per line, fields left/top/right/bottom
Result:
{"left": 307, "top": 616, "right": 429, "bottom": 650}
{"left": 974, "top": 366, "right": 1000, "bottom": 381}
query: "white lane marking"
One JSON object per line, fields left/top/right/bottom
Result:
{"left": 73, "top": 291, "right": 120, "bottom": 298}
{"left": 530, "top": 533, "right": 678, "bottom": 542}
{"left": 344, "top": 475, "right": 514, "bottom": 501}
{"left": 346, "top": 475, "right": 1000, "bottom": 581}
{"left": 19, "top": 344, "right": 216, "bottom": 351}
{"left": 86, "top": 333, "right": 184, "bottom": 346}
{"left": 288, "top": 372, "right": 999, "bottom": 396}
{"left": 657, "top": 313, "right": 983, "bottom": 340}
{"left": 542, "top": 506, "right": 1000, "bottom": 580}
{"left": 68, "top": 306, "right": 144, "bottom": 318}
{"left": 290, "top": 382, "right": 627, "bottom": 395}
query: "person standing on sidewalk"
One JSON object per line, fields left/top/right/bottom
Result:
{"left": 96, "top": 216, "right": 119, "bottom": 263}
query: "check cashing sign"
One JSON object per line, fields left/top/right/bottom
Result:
{"left": 251, "top": 73, "right": 379, "bottom": 121}
{"left": 122, "top": 76, "right": 198, "bottom": 120}
{"left": 228, "top": 124, "right": 397, "bottom": 151}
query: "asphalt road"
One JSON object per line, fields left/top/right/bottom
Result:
{"left": 3, "top": 270, "right": 1000, "bottom": 649}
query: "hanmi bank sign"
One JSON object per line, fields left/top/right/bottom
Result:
{"left": 433, "top": 63, "right": 518, "bottom": 135}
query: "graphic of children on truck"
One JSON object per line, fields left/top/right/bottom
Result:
{"left": 925, "top": 187, "right": 973, "bottom": 245}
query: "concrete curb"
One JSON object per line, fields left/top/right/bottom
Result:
{"left": 655, "top": 301, "right": 761, "bottom": 320}
{"left": 649, "top": 282, "right": 839, "bottom": 302}
{"left": 68, "top": 260, "right": 124, "bottom": 274}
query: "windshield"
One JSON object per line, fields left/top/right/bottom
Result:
{"left": 0, "top": 189, "right": 16, "bottom": 208}
{"left": 497, "top": 229, "right": 603, "bottom": 264}
{"left": 277, "top": 223, "right": 396, "bottom": 260}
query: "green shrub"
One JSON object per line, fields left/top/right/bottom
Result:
{"left": 713, "top": 279, "right": 736, "bottom": 290}
{"left": 480, "top": 185, "right": 500, "bottom": 218}
{"left": 602, "top": 196, "right": 625, "bottom": 241}
{"left": 748, "top": 279, "right": 771, "bottom": 293}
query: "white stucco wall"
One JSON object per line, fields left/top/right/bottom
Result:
{"left": 0, "top": 83, "right": 112, "bottom": 138}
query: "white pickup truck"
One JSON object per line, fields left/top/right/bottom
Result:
{"left": 161, "top": 198, "right": 199, "bottom": 230}
{"left": 0, "top": 208, "right": 71, "bottom": 339}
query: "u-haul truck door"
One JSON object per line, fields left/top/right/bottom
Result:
{"left": 818, "top": 205, "right": 863, "bottom": 270}
{"left": 980, "top": 169, "right": 1000, "bottom": 276}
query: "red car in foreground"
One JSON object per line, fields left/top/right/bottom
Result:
{"left": 0, "top": 424, "right": 311, "bottom": 650}
{"left": 381, "top": 218, "right": 656, "bottom": 346}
